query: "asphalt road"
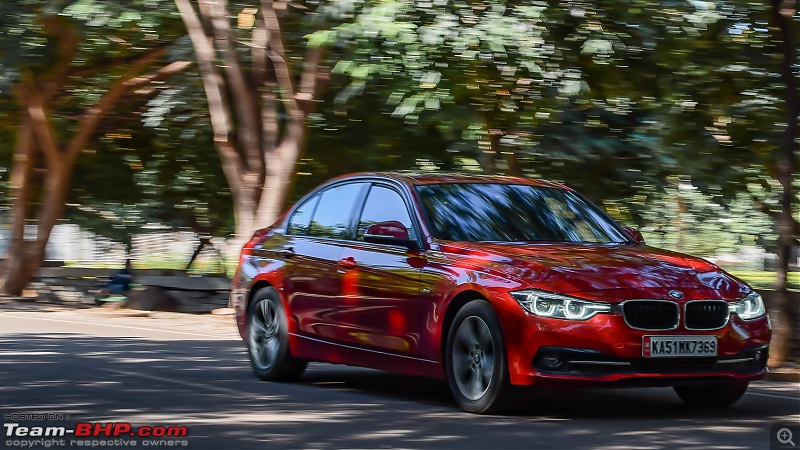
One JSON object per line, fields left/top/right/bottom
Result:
{"left": 1, "top": 302, "right": 798, "bottom": 450}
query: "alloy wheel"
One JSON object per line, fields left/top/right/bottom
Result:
{"left": 249, "top": 299, "right": 280, "bottom": 370}
{"left": 451, "top": 316, "right": 495, "bottom": 400}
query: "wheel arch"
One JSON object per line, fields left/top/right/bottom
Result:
{"left": 441, "top": 289, "right": 488, "bottom": 361}
{"left": 246, "top": 277, "right": 301, "bottom": 338}
{"left": 248, "top": 280, "right": 274, "bottom": 311}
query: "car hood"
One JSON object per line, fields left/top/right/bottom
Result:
{"left": 438, "top": 241, "right": 750, "bottom": 300}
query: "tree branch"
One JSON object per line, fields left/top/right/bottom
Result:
{"left": 7, "top": 117, "right": 34, "bottom": 246}
{"left": 298, "top": 47, "right": 322, "bottom": 99}
{"left": 64, "top": 58, "right": 192, "bottom": 166}
{"left": 276, "top": 45, "right": 325, "bottom": 166}
{"left": 262, "top": 0, "right": 301, "bottom": 119}
{"left": 125, "top": 60, "right": 193, "bottom": 90}
{"left": 751, "top": 195, "right": 800, "bottom": 236}
{"left": 175, "top": 0, "right": 249, "bottom": 210}
{"left": 18, "top": 18, "right": 79, "bottom": 156}
{"left": 175, "top": 0, "right": 234, "bottom": 142}
{"left": 297, "top": 46, "right": 324, "bottom": 110}
{"left": 40, "top": 15, "right": 80, "bottom": 100}
{"left": 251, "top": 17, "right": 270, "bottom": 88}
{"left": 203, "top": 0, "right": 262, "bottom": 175}
{"left": 67, "top": 42, "right": 174, "bottom": 79}
{"left": 21, "top": 83, "right": 61, "bottom": 167}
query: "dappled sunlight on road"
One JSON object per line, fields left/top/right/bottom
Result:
{"left": 0, "top": 305, "right": 797, "bottom": 449}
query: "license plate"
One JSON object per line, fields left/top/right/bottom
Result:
{"left": 643, "top": 336, "right": 717, "bottom": 357}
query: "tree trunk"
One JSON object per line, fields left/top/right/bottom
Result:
{"left": 175, "top": 0, "right": 325, "bottom": 252}
{"left": 0, "top": 166, "right": 70, "bottom": 296}
{"left": 2, "top": 244, "right": 41, "bottom": 296}
{"left": 2, "top": 234, "right": 56, "bottom": 296}
{"left": 230, "top": 137, "right": 303, "bottom": 249}
{"left": 0, "top": 47, "right": 190, "bottom": 296}
{"left": 767, "top": 0, "right": 798, "bottom": 367}
{"left": 0, "top": 118, "right": 35, "bottom": 295}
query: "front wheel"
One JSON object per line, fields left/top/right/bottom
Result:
{"left": 674, "top": 381, "right": 749, "bottom": 407}
{"left": 247, "top": 287, "right": 307, "bottom": 381}
{"left": 445, "top": 299, "right": 512, "bottom": 414}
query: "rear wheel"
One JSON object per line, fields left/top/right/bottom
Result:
{"left": 674, "top": 381, "right": 749, "bottom": 407}
{"left": 247, "top": 287, "right": 306, "bottom": 381}
{"left": 445, "top": 299, "right": 512, "bottom": 414}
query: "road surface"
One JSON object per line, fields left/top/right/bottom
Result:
{"left": 1, "top": 302, "right": 798, "bottom": 449}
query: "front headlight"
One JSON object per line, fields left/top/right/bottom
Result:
{"left": 510, "top": 289, "right": 612, "bottom": 320}
{"left": 730, "top": 291, "right": 766, "bottom": 320}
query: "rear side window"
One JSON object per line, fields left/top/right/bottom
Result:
{"left": 308, "top": 183, "right": 365, "bottom": 239}
{"left": 356, "top": 185, "right": 414, "bottom": 240}
{"left": 287, "top": 194, "right": 320, "bottom": 235}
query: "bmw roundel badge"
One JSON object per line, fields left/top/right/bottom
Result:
{"left": 668, "top": 290, "right": 684, "bottom": 299}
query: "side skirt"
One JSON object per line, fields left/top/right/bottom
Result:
{"left": 289, "top": 333, "right": 445, "bottom": 379}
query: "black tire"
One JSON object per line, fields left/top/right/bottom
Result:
{"left": 445, "top": 299, "right": 512, "bottom": 414}
{"left": 247, "top": 287, "right": 307, "bottom": 381}
{"left": 674, "top": 381, "right": 749, "bottom": 407}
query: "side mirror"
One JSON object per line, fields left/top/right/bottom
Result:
{"left": 364, "top": 221, "right": 418, "bottom": 249}
{"left": 621, "top": 226, "right": 645, "bottom": 244}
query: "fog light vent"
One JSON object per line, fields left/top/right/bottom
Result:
{"left": 540, "top": 352, "right": 563, "bottom": 370}
{"left": 754, "top": 349, "right": 768, "bottom": 365}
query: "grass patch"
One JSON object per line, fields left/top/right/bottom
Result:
{"left": 63, "top": 255, "right": 233, "bottom": 277}
{"left": 729, "top": 271, "right": 800, "bottom": 291}
{"left": 60, "top": 261, "right": 798, "bottom": 291}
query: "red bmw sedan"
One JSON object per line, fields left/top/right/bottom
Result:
{"left": 231, "top": 172, "right": 771, "bottom": 413}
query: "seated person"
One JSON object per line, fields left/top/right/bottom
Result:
{"left": 107, "top": 260, "right": 133, "bottom": 294}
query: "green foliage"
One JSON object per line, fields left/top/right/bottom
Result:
{"left": 318, "top": 0, "right": 796, "bottom": 243}
{"left": 650, "top": 0, "right": 791, "bottom": 200}
{"left": 65, "top": 67, "right": 234, "bottom": 243}
{"left": 0, "top": 0, "right": 795, "bottom": 266}
{"left": 0, "top": 0, "right": 183, "bottom": 86}
{"left": 730, "top": 271, "right": 800, "bottom": 291}
{"left": 640, "top": 179, "right": 776, "bottom": 260}
{"left": 0, "top": 0, "right": 233, "bottom": 244}
{"left": 323, "top": 0, "right": 569, "bottom": 141}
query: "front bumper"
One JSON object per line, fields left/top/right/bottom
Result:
{"left": 529, "top": 344, "right": 768, "bottom": 387}
{"left": 499, "top": 302, "right": 772, "bottom": 386}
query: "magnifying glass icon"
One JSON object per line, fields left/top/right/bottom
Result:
{"left": 777, "top": 428, "right": 795, "bottom": 446}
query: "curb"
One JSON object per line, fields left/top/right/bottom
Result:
{"left": 765, "top": 368, "right": 800, "bottom": 382}
{"left": 211, "top": 307, "right": 234, "bottom": 316}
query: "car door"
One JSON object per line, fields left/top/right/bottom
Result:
{"left": 336, "top": 183, "right": 430, "bottom": 358}
{"left": 282, "top": 182, "right": 368, "bottom": 341}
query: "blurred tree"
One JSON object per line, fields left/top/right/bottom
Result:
{"left": 64, "top": 70, "right": 234, "bottom": 250}
{"left": 641, "top": 178, "right": 776, "bottom": 260}
{"left": 765, "top": 0, "right": 798, "bottom": 366}
{"left": 322, "top": 1, "right": 683, "bottom": 214}
{"left": 636, "top": 0, "right": 798, "bottom": 364}
{"left": 534, "top": 0, "right": 798, "bottom": 364}
{"left": 174, "top": 0, "right": 340, "bottom": 247}
{"left": 0, "top": 0, "right": 189, "bottom": 295}
{"left": 325, "top": 0, "right": 797, "bottom": 363}
{"left": 135, "top": 70, "right": 235, "bottom": 238}
{"left": 291, "top": 89, "right": 460, "bottom": 199}
{"left": 327, "top": 1, "right": 568, "bottom": 172}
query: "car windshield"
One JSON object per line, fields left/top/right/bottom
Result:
{"left": 416, "top": 183, "right": 630, "bottom": 244}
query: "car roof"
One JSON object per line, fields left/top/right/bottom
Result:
{"left": 330, "top": 171, "right": 572, "bottom": 190}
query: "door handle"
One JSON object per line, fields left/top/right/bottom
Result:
{"left": 278, "top": 246, "right": 295, "bottom": 258}
{"left": 338, "top": 257, "right": 358, "bottom": 270}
